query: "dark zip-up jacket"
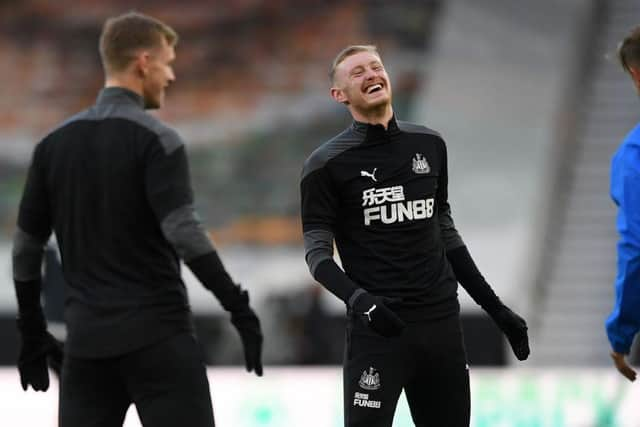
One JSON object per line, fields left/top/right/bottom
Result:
{"left": 300, "top": 116, "right": 464, "bottom": 321}
{"left": 14, "top": 87, "right": 239, "bottom": 357}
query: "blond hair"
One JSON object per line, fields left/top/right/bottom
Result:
{"left": 329, "top": 45, "right": 380, "bottom": 82}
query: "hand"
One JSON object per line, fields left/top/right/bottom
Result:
{"left": 611, "top": 351, "right": 637, "bottom": 381}
{"left": 18, "top": 332, "right": 63, "bottom": 391}
{"left": 491, "top": 306, "right": 530, "bottom": 361}
{"left": 230, "top": 306, "right": 263, "bottom": 377}
{"left": 351, "top": 291, "right": 405, "bottom": 337}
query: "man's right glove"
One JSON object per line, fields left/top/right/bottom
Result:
{"left": 350, "top": 290, "right": 406, "bottom": 337}
{"left": 17, "top": 316, "right": 63, "bottom": 391}
{"left": 230, "top": 293, "right": 263, "bottom": 377}
{"left": 490, "top": 305, "right": 530, "bottom": 361}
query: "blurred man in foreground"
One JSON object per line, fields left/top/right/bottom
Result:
{"left": 12, "top": 11, "right": 262, "bottom": 427}
{"left": 606, "top": 26, "right": 640, "bottom": 382}
{"left": 300, "top": 45, "right": 529, "bottom": 427}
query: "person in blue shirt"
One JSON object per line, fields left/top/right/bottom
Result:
{"left": 606, "top": 26, "right": 640, "bottom": 382}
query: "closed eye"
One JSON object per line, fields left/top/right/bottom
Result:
{"left": 350, "top": 66, "right": 365, "bottom": 77}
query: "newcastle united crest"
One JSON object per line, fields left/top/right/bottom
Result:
{"left": 412, "top": 153, "right": 430, "bottom": 174}
{"left": 359, "top": 367, "right": 381, "bottom": 391}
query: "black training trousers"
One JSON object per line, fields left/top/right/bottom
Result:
{"left": 59, "top": 332, "right": 215, "bottom": 427}
{"left": 344, "top": 313, "right": 470, "bottom": 427}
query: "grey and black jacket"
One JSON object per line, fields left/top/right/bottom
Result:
{"left": 14, "top": 87, "right": 242, "bottom": 358}
{"left": 300, "top": 116, "right": 465, "bottom": 322}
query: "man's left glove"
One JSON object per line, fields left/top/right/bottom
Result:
{"left": 230, "top": 297, "right": 263, "bottom": 377}
{"left": 490, "top": 306, "right": 530, "bottom": 361}
{"left": 185, "top": 254, "right": 264, "bottom": 376}
{"left": 17, "top": 326, "right": 64, "bottom": 391}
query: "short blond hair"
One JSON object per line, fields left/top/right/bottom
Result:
{"left": 618, "top": 26, "right": 640, "bottom": 73}
{"left": 99, "top": 11, "right": 178, "bottom": 75}
{"left": 329, "top": 45, "right": 380, "bottom": 83}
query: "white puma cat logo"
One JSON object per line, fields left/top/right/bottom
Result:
{"left": 360, "top": 168, "right": 378, "bottom": 182}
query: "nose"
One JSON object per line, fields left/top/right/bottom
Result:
{"left": 363, "top": 68, "right": 377, "bottom": 80}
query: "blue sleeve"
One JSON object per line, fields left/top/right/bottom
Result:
{"left": 606, "top": 142, "right": 640, "bottom": 353}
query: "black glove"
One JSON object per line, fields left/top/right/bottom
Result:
{"left": 230, "top": 298, "right": 263, "bottom": 377}
{"left": 17, "top": 329, "right": 63, "bottom": 391}
{"left": 14, "top": 280, "right": 63, "bottom": 390}
{"left": 490, "top": 305, "right": 530, "bottom": 361}
{"left": 350, "top": 291, "right": 405, "bottom": 337}
{"left": 186, "top": 255, "right": 264, "bottom": 376}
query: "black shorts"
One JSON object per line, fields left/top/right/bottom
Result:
{"left": 344, "top": 313, "right": 470, "bottom": 427}
{"left": 59, "top": 332, "right": 215, "bottom": 427}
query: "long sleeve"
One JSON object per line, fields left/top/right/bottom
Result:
{"left": 436, "top": 139, "right": 502, "bottom": 314}
{"left": 144, "top": 130, "right": 245, "bottom": 311}
{"left": 300, "top": 157, "right": 359, "bottom": 303}
{"left": 13, "top": 142, "right": 51, "bottom": 332}
{"left": 436, "top": 139, "right": 464, "bottom": 251}
{"left": 607, "top": 142, "right": 640, "bottom": 354}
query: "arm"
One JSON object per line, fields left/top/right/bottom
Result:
{"left": 607, "top": 144, "right": 640, "bottom": 380}
{"left": 145, "top": 129, "right": 262, "bottom": 375}
{"left": 145, "top": 129, "right": 245, "bottom": 309}
{"left": 436, "top": 139, "right": 529, "bottom": 360}
{"left": 14, "top": 144, "right": 51, "bottom": 322}
{"left": 13, "top": 142, "right": 62, "bottom": 391}
{"left": 435, "top": 138, "right": 501, "bottom": 312}
{"left": 300, "top": 162, "right": 358, "bottom": 302}
{"left": 300, "top": 158, "right": 404, "bottom": 337}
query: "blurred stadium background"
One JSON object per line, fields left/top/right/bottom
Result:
{"left": 0, "top": 0, "right": 639, "bottom": 425}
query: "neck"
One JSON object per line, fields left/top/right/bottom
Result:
{"left": 105, "top": 73, "right": 144, "bottom": 98}
{"left": 350, "top": 104, "right": 394, "bottom": 129}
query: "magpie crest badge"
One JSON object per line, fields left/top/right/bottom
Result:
{"left": 412, "top": 153, "right": 430, "bottom": 174}
{"left": 359, "top": 367, "right": 381, "bottom": 391}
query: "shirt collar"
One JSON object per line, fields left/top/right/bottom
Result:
{"left": 351, "top": 115, "right": 400, "bottom": 140}
{"left": 96, "top": 87, "right": 145, "bottom": 108}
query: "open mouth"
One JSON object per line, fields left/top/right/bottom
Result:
{"left": 365, "top": 83, "right": 383, "bottom": 94}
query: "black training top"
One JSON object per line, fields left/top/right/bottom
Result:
{"left": 17, "top": 87, "right": 206, "bottom": 358}
{"left": 300, "top": 116, "right": 465, "bottom": 321}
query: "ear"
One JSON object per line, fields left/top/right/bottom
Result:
{"left": 134, "top": 51, "right": 152, "bottom": 77}
{"left": 630, "top": 66, "right": 640, "bottom": 84}
{"left": 330, "top": 87, "right": 349, "bottom": 105}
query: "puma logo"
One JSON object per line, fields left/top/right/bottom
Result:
{"left": 360, "top": 168, "right": 378, "bottom": 182}
{"left": 364, "top": 304, "right": 377, "bottom": 322}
